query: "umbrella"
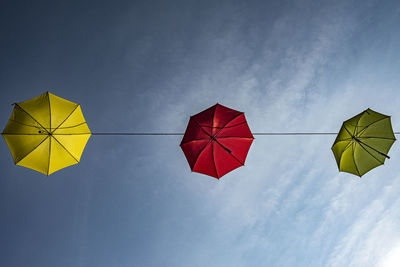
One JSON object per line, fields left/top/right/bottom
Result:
{"left": 180, "top": 103, "right": 254, "bottom": 178}
{"left": 2, "top": 92, "right": 91, "bottom": 175}
{"left": 331, "top": 108, "right": 396, "bottom": 177}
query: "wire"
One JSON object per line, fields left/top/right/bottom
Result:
{"left": 92, "top": 133, "right": 183, "bottom": 136}
{"left": 252, "top": 132, "right": 337, "bottom": 135}
{"left": 4, "top": 132, "right": 399, "bottom": 136}
{"left": 91, "top": 132, "right": 400, "bottom": 136}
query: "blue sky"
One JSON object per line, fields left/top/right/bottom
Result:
{"left": 1, "top": 0, "right": 400, "bottom": 266}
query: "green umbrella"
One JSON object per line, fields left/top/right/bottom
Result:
{"left": 332, "top": 108, "right": 396, "bottom": 177}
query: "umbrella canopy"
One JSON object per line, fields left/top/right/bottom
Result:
{"left": 180, "top": 104, "right": 254, "bottom": 179}
{"left": 332, "top": 108, "right": 396, "bottom": 177}
{"left": 2, "top": 92, "right": 91, "bottom": 175}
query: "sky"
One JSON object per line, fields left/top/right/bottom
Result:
{"left": 1, "top": 0, "right": 400, "bottom": 266}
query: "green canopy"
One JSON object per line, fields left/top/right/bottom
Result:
{"left": 332, "top": 109, "right": 396, "bottom": 177}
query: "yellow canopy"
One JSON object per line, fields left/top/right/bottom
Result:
{"left": 332, "top": 108, "right": 396, "bottom": 177}
{"left": 2, "top": 92, "right": 91, "bottom": 175}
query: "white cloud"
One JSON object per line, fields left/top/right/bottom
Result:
{"left": 116, "top": 1, "right": 400, "bottom": 266}
{"left": 378, "top": 242, "right": 400, "bottom": 267}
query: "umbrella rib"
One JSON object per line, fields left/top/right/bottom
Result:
{"left": 211, "top": 139, "right": 244, "bottom": 172}
{"left": 47, "top": 92, "right": 51, "bottom": 134}
{"left": 212, "top": 138, "right": 244, "bottom": 165}
{"left": 213, "top": 113, "right": 244, "bottom": 138}
{"left": 352, "top": 142, "right": 361, "bottom": 176}
{"left": 343, "top": 125, "right": 353, "bottom": 137}
{"left": 214, "top": 121, "right": 254, "bottom": 138}
{"left": 332, "top": 138, "right": 353, "bottom": 143}
{"left": 215, "top": 136, "right": 254, "bottom": 140}
{"left": 51, "top": 135, "right": 79, "bottom": 163}
{"left": 357, "top": 139, "right": 390, "bottom": 159}
{"left": 199, "top": 119, "right": 253, "bottom": 139}
{"left": 353, "top": 112, "right": 364, "bottom": 136}
{"left": 228, "top": 151, "right": 244, "bottom": 166}
{"left": 50, "top": 104, "right": 79, "bottom": 134}
{"left": 47, "top": 136, "right": 51, "bottom": 176}
{"left": 213, "top": 138, "right": 232, "bottom": 154}
{"left": 192, "top": 140, "right": 213, "bottom": 171}
{"left": 357, "top": 117, "right": 390, "bottom": 137}
{"left": 358, "top": 136, "right": 396, "bottom": 141}
{"left": 212, "top": 142, "right": 218, "bottom": 178}
{"left": 337, "top": 141, "right": 352, "bottom": 169}
{"left": 8, "top": 119, "right": 41, "bottom": 129}
{"left": 357, "top": 142, "right": 384, "bottom": 164}
{"left": 211, "top": 104, "right": 217, "bottom": 136}
{"left": 209, "top": 105, "right": 218, "bottom": 177}
{"left": 47, "top": 92, "right": 51, "bottom": 176}
{"left": 180, "top": 138, "right": 211, "bottom": 146}
{"left": 14, "top": 104, "right": 49, "bottom": 134}
{"left": 192, "top": 119, "right": 213, "bottom": 138}
{"left": 197, "top": 121, "right": 247, "bottom": 129}
{"left": 14, "top": 136, "right": 49, "bottom": 165}
{"left": 54, "top": 122, "right": 88, "bottom": 130}
{"left": 361, "top": 116, "right": 389, "bottom": 129}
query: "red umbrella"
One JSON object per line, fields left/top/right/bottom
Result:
{"left": 180, "top": 104, "right": 254, "bottom": 179}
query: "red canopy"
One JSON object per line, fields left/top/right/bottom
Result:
{"left": 180, "top": 104, "right": 254, "bottom": 179}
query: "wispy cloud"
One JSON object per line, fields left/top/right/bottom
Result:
{"left": 131, "top": 1, "right": 398, "bottom": 267}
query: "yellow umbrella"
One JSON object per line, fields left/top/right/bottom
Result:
{"left": 2, "top": 92, "right": 91, "bottom": 175}
{"left": 332, "top": 108, "right": 396, "bottom": 177}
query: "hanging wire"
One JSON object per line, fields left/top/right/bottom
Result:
{"left": 6, "top": 132, "right": 399, "bottom": 136}
{"left": 90, "top": 132, "right": 400, "bottom": 136}
{"left": 92, "top": 133, "right": 183, "bottom": 136}
{"left": 252, "top": 132, "right": 337, "bottom": 135}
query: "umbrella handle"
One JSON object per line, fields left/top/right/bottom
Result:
{"left": 211, "top": 137, "right": 232, "bottom": 154}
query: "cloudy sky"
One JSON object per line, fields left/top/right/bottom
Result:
{"left": 1, "top": 0, "right": 400, "bottom": 266}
